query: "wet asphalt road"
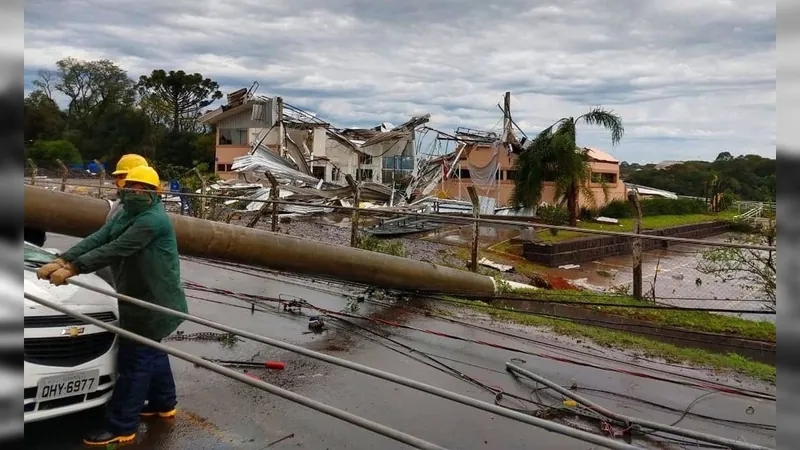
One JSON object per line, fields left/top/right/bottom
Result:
{"left": 24, "top": 234, "right": 777, "bottom": 449}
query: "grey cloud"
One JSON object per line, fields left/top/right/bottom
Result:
{"left": 23, "top": 0, "right": 775, "bottom": 162}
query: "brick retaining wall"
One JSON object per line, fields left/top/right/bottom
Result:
{"left": 522, "top": 221, "right": 731, "bottom": 267}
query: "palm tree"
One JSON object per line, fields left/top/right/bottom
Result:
{"left": 511, "top": 107, "right": 624, "bottom": 226}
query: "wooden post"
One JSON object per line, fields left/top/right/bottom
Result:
{"left": 247, "top": 172, "right": 280, "bottom": 231}
{"left": 276, "top": 96, "right": 285, "bottom": 159}
{"left": 467, "top": 185, "right": 481, "bottom": 273}
{"left": 346, "top": 174, "right": 360, "bottom": 247}
{"left": 502, "top": 91, "right": 511, "bottom": 144}
{"left": 27, "top": 159, "right": 37, "bottom": 186}
{"left": 93, "top": 160, "right": 106, "bottom": 199}
{"left": 193, "top": 168, "right": 207, "bottom": 220}
{"left": 56, "top": 159, "right": 68, "bottom": 192}
{"left": 628, "top": 189, "right": 643, "bottom": 300}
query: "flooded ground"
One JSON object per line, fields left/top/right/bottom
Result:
{"left": 546, "top": 234, "right": 776, "bottom": 322}
{"left": 421, "top": 224, "right": 525, "bottom": 249}
{"left": 23, "top": 234, "right": 776, "bottom": 449}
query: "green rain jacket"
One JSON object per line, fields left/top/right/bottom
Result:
{"left": 61, "top": 197, "right": 188, "bottom": 341}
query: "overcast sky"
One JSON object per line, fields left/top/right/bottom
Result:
{"left": 23, "top": 0, "right": 775, "bottom": 163}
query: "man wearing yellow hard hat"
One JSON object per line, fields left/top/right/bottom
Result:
{"left": 37, "top": 165, "right": 188, "bottom": 446}
{"left": 108, "top": 154, "right": 150, "bottom": 221}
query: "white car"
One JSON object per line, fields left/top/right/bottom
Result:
{"left": 23, "top": 242, "right": 118, "bottom": 423}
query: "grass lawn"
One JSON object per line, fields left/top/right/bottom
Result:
{"left": 485, "top": 288, "right": 776, "bottom": 342}
{"left": 536, "top": 211, "right": 739, "bottom": 243}
{"left": 450, "top": 246, "right": 548, "bottom": 279}
{"left": 448, "top": 298, "right": 776, "bottom": 383}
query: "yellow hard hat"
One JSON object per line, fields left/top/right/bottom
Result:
{"left": 113, "top": 154, "right": 149, "bottom": 176}
{"left": 124, "top": 165, "right": 161, "bottom": 190}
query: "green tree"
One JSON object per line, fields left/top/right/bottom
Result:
{"left": 36, "top": 58, "right": 139, "bottom": 161}
{"left": 697, "top": 221, "right": 776, "bottom": 307}
{"left": 715, "top": 151, "right": 734, "bottom": 162}
{"left": 25, "top": 140, "right": 82, "bottom": 168}
{"left": 137, "top": 70, "right": 223, "bottom": 132}
{"left": 624, "top": 155, "right": 776, "bottom": 202}
{"left": 44, "top": 57, "right": 136, "bottom": 128}
{"left": 511, "top": 107, "right": 624, "bottom": 226}
{"left": 24, "top": 90, "right": 66, "bottom": 143}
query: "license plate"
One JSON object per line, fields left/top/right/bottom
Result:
{"left": 36, "top": 369, "right": 100, "bottom": 402}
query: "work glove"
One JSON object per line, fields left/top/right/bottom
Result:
{"left": 37, "top": 259, "right": 66, "bottom": 280}
{"left": 49, "top": 264, "right": 78, "bottom": 287}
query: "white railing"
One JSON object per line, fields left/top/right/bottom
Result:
{"left": 734, "top": 204, "right": 764, "bottom": 222}
{"left": 735, "top": 201, "right": 775, "bottom": 216}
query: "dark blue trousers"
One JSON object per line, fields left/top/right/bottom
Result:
{"left": 106, "top": 339, "right": 177, "bottom": 435}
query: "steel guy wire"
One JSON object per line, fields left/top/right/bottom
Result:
{"left": 27, "top": 181, "right": 776, "bottom": 251}
{"left": 22, "top": 292, "right": 450, "bottom": 450}
{"left": 22, "top": 268, "right": 641, "bottom": 450}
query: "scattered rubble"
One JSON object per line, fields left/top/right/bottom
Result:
{"left": 478, "top": 258, "right": 514, "bottom": 272}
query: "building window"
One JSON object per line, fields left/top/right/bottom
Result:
{"left": 592, "top": 172, "right": 617, "bottom": 184}
{"left": 459, "top": 168, "right": 471, "bottom": 179}
{"left": 219, "top": 128, "right": 248, "bottom": 145}
{"left": 360, "top": 155, "right": 373, "bottom": 165}
{"left": 311, "top": 166, "right": 325, "bottom": 180}
{"left": 332, "top": 167, "right": 341, "bottom": 182}
{"left": 505, "top": 170, "right": 517, "bottom": 181}
{"left": 217, "top": 164, "right": 233, "bottom": 172}
{"left": 358, "top": 169, "right": 373, "bottom": 181}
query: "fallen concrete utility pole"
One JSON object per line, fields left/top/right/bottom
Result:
{"left": 23, "top": 291, "right": 449, "bottom": 450}
{"left": 24, "top": 185, "right": 496, "bottom": 295}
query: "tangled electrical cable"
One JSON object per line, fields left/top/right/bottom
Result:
{"left": 180, "top": 281, "right": 776, "bottom": 447}
{"left": 177, "top": 256, "right": 775, "bottom": 397}
{"left": 181, "top": 256, "right": 776, "bottom": 356}
{"left": 181, "top": 280, "right": 776, "bottom": 402}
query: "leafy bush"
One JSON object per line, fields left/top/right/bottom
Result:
{"left": 579, "top": 207, "right": 598, "bottom": 221}
{"left": 598, "top": 198, "right": 707, "bottom": 218}
{"left": 642, "top": 198, "right": 706, "bottom": 215}
{"left": 537, "top": 205, "right": 569, "bottom": 236}
{"left": 25, "top": 140, "right": 82, "bottom": 168}
{"left": 716, "top": 192, "right": 738, "bottom": 211}
{"left": 357, "top": 234, "right": 405, "bottom": 257}
{"left": 597, "top": 200, "right": 630, "bottom": 218}
{"left": 537, "top": 205, "right": 569, "bottom": 225}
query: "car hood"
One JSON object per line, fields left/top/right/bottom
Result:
{"left": 23, "top": 270, "right": 118, "bottom": 316}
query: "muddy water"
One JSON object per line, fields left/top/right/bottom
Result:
{"left": 421, "top": 224, "right": 525, "bottom": 249}
{"left": 539, "top": 234, "right": 775, "bottom": 322}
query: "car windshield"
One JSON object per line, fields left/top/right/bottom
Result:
{"left": 24, "top": 243, "right": 56, "bottom": 265}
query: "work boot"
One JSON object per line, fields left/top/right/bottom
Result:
{"left": 82, "top": 430, "right": 136, "bottom": 446}
{"left": 140, "top": 404, "right": 177, "bottom": 418}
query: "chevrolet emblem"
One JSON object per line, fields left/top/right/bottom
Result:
{"left": 61, "top": 326, "right": 85, "bottom": 337}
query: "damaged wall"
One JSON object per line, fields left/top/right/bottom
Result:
{"left": 324, "top": 139, "right": 360, "bottom": 184}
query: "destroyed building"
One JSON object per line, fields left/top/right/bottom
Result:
{"left": 425, "top": 128, "right": 627, "bottom": 209}
{"left": 198, "top": 85, "right": 429, "bottom": 187}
